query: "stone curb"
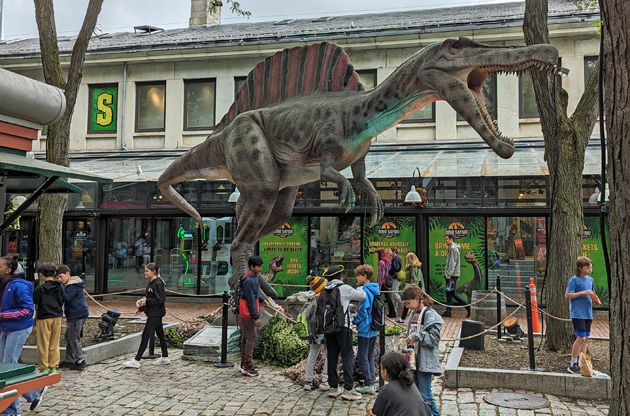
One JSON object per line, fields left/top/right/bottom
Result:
{"left": 443, "top": 340, "right": 611, "bottom": 400}
{"left": 20, "top": 323, "right": 176, "bottom": 365}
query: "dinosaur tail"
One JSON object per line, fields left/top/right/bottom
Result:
{"left": 157, "top": 135, "right": 230, "bottom": 224}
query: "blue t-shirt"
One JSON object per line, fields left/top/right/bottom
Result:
{"left": 566, "top": 275, "right": 594, "bottom": 319}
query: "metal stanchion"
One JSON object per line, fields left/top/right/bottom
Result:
{"left": 524, "top": 286, "right": 536, "bottom": 370}
{"left": 215, "top": 291, "right": 234, "bottom": 368}
{"left": 496, "top": 275, "right": 502, "bottom": 340}
{"left": 379, "top": 322, "right": 385, "bottom": 389}
{"left": 141, "top": 336, "right": 160, "bottom": 359}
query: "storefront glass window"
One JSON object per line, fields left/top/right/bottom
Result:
{"left": 64, "top": 219, "right": 97, "bottom": 292}
{"left": 310, "top": 216, "right": 362, "bottom": 286}
{"left": 363, "top": 216, "right": 417, "bottom": 283}
{"left": 102, "top": 182, "right": 148, "bottom": 209}
{"left": 107, "top": 218, "right": 152, "bottom": 292}
{"left": 487, "top": 216, "right": 545, "bottom": 304}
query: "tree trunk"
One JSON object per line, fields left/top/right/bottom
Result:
{"left": 34, "top": 0, "right": 104, "bottom": 264}
{"left": 523, "top": 0, "right": 600, "bottom": 351}
{"left": 599, "top": 0, "right": 630, "bottom": 413}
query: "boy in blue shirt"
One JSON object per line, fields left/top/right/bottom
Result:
{"left": 565, "top": 256, "right": 601, "bottom": 374}
{"left": 353, "top": 264, "right": 380, "bottom": 395}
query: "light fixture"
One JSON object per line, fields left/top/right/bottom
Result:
{"left": 11, "top": 195, "right": 26, "bottom": 209}
{"left": 403, "top": 167, "right": 422, "bottom": 204}
{"left": 228, "top": 187, "right": 240, "bottom": 203}
{"left": 217, "top": 184, "right": 227, "bottom": 195}
{"left": 597, "top": 183, "right": 609, "bottom": 202}
{"left": 588, "top": 187, "right": 600, "bottom": 204}
{"left": 81, "top": 193, "right": 93, "bottom": 208}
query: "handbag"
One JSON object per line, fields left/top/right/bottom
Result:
{"left": 579, "top": 352, "right": 593, "bottom": 377}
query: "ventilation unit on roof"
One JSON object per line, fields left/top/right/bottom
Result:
{"left": 133, "top": 25, "right": 164, "bottom": 35}
{"left": 312, "top": 16, "right": 334, "bottom": 22}
{"left": 273, "top": 19, "right": 296, "bottom": 25}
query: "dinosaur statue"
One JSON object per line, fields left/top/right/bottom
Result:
{"left": 158, "top": 37, "right": 558, "bottom": 288}
{"left": 458, "top": 251, "right": 483, "bottom": 303}
{"left": 263, "top": 254, "right": 285, "bottom": 282}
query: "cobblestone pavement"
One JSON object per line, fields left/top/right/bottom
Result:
{"left": 28, "top": 344, "right": 609, "bottom": 416}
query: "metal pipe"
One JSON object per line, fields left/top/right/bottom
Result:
{"left": 525, "top": 286, "right": 536, "bottom": 370}
{"left": 496, "top": 275, "right": 501, "bottom": 340}
{"left": 120, "top": 62, "right": 128, "bottom": 150}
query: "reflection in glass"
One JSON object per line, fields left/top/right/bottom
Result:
{"left": 310, "top": 216, "right": 362, "bottom": 286}
{"left": 136, "top": 83, "right": 165, "bottom": 131}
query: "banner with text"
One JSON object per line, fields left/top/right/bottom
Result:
{"left": 363, "top": 216, "right": 416, "bottom": 283}
{"left": 582, "top": 217, "right": 610, "bottom": 307}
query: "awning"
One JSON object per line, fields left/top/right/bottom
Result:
{"left": 0, "top": 152, "right": 112, "bottom": 184}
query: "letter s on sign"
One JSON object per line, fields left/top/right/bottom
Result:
{"left": 96, "top": 93, "right": 113, "bottom": 126}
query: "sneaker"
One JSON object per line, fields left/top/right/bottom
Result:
{"left": 59, "top": 360, "right": 73, "bottom": 368}
{"left": 567, "top": 364, "right": 580, "bottom": 375}
{"left": 328, "top": 386, "right": 343, "bottom": 398}
{"left": 30, "top": 386, "right": 48, "bottom": 410}
{"left": 49, "top": 367, "right": 57, "bottom": 374}
{"left": 239, "top": 366, "right": 248, "bottom": 375}
{"left": 303, "top": 382, "right": 313, "bottom": 391}
{"left": 356, "top": 385, "right": 376, "bottom": 395}
{"left": 243, "top": 367, "right": 259, "bottom": 377}
{"left": 40, "top": 368, "right": 49, "bottom": 375}
{"left": 70, "top": 360, "right": 87, "bottom": 371}
{"left": 319, "top": 381, "right": 330, "bottom": 391}
{"left": 123, "top": 359, "right": 141, "bottom": 369}
{"left": 441, "top": 311, "right": 452, "bottom": 318}
{"left": 341, "top": 388, "right": 362, "bottom": 401}
{"left": 154, "top": 357, "right": 170, "bottom": 365}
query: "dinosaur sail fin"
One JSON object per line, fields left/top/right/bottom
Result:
{"left": 214, "top": 42, "right": 363, "bottom": 132}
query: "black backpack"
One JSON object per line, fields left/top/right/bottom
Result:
{"left": 370, "top": 294, "right": 385, "bottom": 331}
{"left": 315, "top": 284, "right": 346, "bottom": 334}
{"left": 229, "top": 275, "right": 244, "bottom": 315}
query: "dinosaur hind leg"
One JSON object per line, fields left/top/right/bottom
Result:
{"left": 255, "top": 186, "right": 299, "bottom": 241}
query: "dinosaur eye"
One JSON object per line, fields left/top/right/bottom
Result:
{"left": 452, "top": 42, "right": 460, "bottom": 49}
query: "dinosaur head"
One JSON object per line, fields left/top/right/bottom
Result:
{"left": 465, "top": 252, "right": 477, "bottom": 264}
{"left": 419, "top": 37, "right": 558, "bottom": 159}
{"left": 268, "top": 254, "right": 285, "bottom": 273}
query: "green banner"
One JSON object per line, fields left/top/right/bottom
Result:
{"left": 582, "top": 217, "right": 610, "bottom": 307}
{"left": 362, "top": 216, "right": 416, "bottom": 283}
{"left": 259, "top": 216, "right": 308, "bottom": 297}
{"left": 428, "top": 217, "right": 486, "bottom": 303}
{"left": 90, "top": 85, "right": 118, "bottom": 132}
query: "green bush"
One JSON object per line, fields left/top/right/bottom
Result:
{"left": 385, "top": 324, "right": 405, "bottom": 336}
{"left": 253, "top": 316, "right": 309, "bottom": 367}
{"left": 165, "top": 321, "right": 207, "bottom": 349}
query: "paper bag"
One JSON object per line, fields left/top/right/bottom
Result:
{"left": 580, "top": 352, "right": 593, "bottom": 377}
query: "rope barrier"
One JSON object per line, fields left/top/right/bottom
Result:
{"left": 442, "top": 300, "right": 526, "bottom": 343}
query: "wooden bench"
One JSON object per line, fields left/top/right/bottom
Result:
{"left": 0, "top": 363, "right": 61, "bottom": 412}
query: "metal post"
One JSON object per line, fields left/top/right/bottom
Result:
{"left": 496, "top": 275, "right": 502, "bottom": 340}
{"left": 378, "top": 322, "right": 385, "bottom": 388}
{"left": 215, "top": 291, "right": 234, "bottom": 368}
{"left": 525, "top": 286, "right": 536, "bottom": 370}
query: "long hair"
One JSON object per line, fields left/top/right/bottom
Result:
{"left": 145, "top": 262, "right": 161, "bottom": 278}
{"left": 381, "top": 352, "right": 415, "bottom": 387}
{"left": 377, "top": 249, "right": 391, "bottom": 265}
{"left": 406, "top": 252, "right": 422, "bottom": 269}
{"left": 401, "top": 285, "right": 434, "bottom": 308}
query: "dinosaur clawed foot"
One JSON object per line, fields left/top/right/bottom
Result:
{"left": 340, "top": 185, "right": 356, "bottom": 213}
{"left": 368, "top": 194, "right": 385, "bottom": 227}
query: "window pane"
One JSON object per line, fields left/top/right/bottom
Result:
{"left": 458, "top": 74, "right": 496, "bottom": 121}
{"left": 136, "top": 83, "right": 165, "bottom": 131}
{"left": 584, "top": 56, "right": 598, "bottom": 87}
{"left": 357, "top": 70, "right": 376, "bottom": 90}
{"left": 185, "top": 80, "right": 216, "bottom": 129}
{"left": 406, "top": 103, "right": 434, "bottom": 122}
{"left": 235, "top": 76, "right": 246, "bottom": 97}
{"left": 107, "top": 218, "right": 152, "bottom": 292}
{"left": 519, "top": 72, "right": 539, "bottom": 118}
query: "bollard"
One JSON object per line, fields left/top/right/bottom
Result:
{"left": 496, "top": 275, "right": 502, "bottom": 340}
{"left": 524, "top": 287, "right": 536, "bottom": 370}
{"left": 379, "top": 321, "right": 385, "bottom": 388}
{"left": 528, "top": 278, "right": 541, "bottom": 333}
{"left": 214, "top": 291, "right": 234, "bottom": 368}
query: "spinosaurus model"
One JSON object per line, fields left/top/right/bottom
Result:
{"left": 158, "top": 37, "right": 558, "bottom": 287}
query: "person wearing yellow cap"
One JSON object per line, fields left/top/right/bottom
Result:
{"left": 303, "top": 275, "right": 330, "bottom": 391}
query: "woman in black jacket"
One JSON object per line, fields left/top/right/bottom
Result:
{"left": 123, "top": 263, "right": 169, "bottom": 368}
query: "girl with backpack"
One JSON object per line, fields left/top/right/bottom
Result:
{"left": 401, "top": 252, "right": 424, "bottom": 320}
{"left": 376, "top": 249, "right": 396, "bottom": 319}
{"left": 370, "top": 351, "right": 431, "bottom": 416}
{"left": 397, "top": 286, "right": 443, "bottom": 416}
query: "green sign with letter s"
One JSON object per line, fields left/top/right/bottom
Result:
{"left": 90, "top": 85, "right": 118, "bottom": 132}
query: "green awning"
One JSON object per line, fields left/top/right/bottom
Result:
{"left": 0, "top": 152, "right": 112, "bottom": 185}
{"left": 4, "top": 176, "right": 84, "bottom": 194}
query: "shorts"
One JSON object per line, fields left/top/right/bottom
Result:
{"left": 572, "top": 318, "right": 592, "bottom": 338}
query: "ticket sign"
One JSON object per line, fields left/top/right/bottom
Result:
{"left": 90, "top": 85, "right": 118, "bottom": 132}
{"left": 259, "top": 216, "right": 308, "bottom": 297}
{"left": 582, "top": 217, "right": 610, "bottom": 307}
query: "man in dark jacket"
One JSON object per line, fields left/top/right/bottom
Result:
{"left": 0, "top": 256, "right": 48, "bottom": 414}
{"left": 56, "top": 265, "right": 89, "bottom": 370}
{"left": 238, "top": 256, "right": 268, "bottom": 377}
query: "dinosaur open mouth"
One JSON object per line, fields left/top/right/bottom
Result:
{"left": 464, "top": 61, "right": 556, "bottom": 158}
{"left": 273, "top": 254, "right": 285, "bottom": 269}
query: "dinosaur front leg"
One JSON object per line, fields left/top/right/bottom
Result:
{"left": 320, "top": 155, "right": 356, "bottom": 214}
{"left": 351, "top": 157, "right": 384, "bottom": 227}
{"left": 255, "top": 186, "right": 299, "bottom": 241}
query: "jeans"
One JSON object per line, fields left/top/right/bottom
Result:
{"left": 325, "top": 327, "right": 355, "bottom": 391}
{"left": 357, "top": 336, "right": 376, "bottom": 386}
{"left": 384, "top": 292, "right": 397, "bottom": 318}
{"left": 445, "top": 276, "right": 469, "bottom": 313}
{"left": 391, "top": 280, "right": 404, "bottom": 312}
{"left": 0, "top": 327, "right": 43, "bottom": 415}
{"left": 135, "top": 316, "right": 168, "bottom": 361}
{"left": 305, "top": 344, "right": 328, "bottom": 383}
{"left": 65, "top": 318, "right": 86, "bottom": 363}
{"left": 416, "top": 371, "right": 440, "bottom": 416}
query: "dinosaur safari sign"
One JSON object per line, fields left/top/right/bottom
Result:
{"left": 363, "top": 217, "right": 416, "bottom": 282}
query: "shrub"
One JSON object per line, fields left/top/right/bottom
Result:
{"left": 253, "top": 316, "right": 309, "bottom": 367}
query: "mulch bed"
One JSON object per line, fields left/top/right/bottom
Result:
{"left": 459, "top": 334, "right": 610, "bottom": 375}
{"left": 25, "top": 318, "right": 147, "bottom": 348}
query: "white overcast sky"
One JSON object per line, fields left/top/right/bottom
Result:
{"left": 1, "top": 0, "right": 522, "bottom": 40}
